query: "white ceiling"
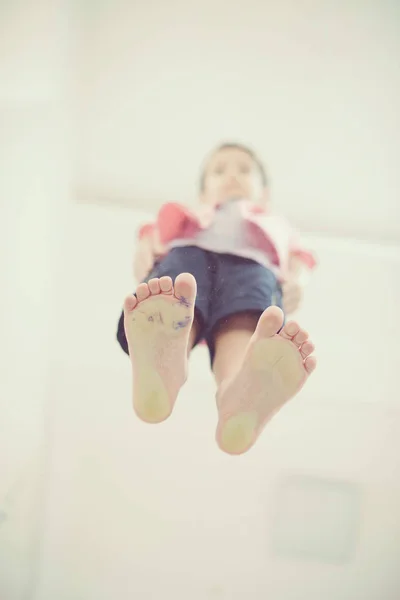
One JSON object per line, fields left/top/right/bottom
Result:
{"left": 72, "top": 0, "right": 400, "bottom": 242}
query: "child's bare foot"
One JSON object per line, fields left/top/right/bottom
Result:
{"left": 123, "top": 273, "right": 196, "bottom": 423}
{"left": 215, "top": 306, "right": 317, "bottom": 455}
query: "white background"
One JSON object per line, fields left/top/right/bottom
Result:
{"left": 72, "top": 0, "right": 400, "bottom": 242}
{"left": 1, "top": 2, "right": 399, "bottom": 599}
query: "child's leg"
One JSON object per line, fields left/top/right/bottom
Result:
{"left": 212, "top": 311, "right": 261, "bottom": 387}
{"left": 212, "top": 306, "right": 316, "bottom": 455}
{"left": 117, "top": 247, "right": 212, "bottom": 423}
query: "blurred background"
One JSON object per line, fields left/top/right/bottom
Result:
{"left": 1, "top": 1, "right": 399, "bottom": 599}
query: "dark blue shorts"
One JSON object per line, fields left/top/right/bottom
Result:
{"left": 116, "top": 246, "right": 283, "bottom": 365}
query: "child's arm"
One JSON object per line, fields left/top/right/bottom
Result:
{"left": 282, "top": 225, "right": 317, "bottom": 315}
{"left": 133, "top": 223, "right": 166, "bottom": 283}
{"left": 287, "top": 253, "right": 313, "bottom": 285}
{"left": 282, "top": 254, "right": 313, "bottom": 315}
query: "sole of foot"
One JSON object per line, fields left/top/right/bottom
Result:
{"left": 215, "top": 306, "right": 317, "bottom": 455}
{"left": 123, "top": 273, "right": 197, "bottom": 423}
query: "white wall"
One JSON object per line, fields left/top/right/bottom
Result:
{"left": 73, "top": 0, "right": 400, "bottom": 242}
{"left": 33, "top": 201, "right": 400, "bottom": 600}
{"left": 0, "top": 2, "right": 70, "bottom": 598}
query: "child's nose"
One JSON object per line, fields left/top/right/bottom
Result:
{"left": 227, "top": 172, "right": 239, "bottom": 183}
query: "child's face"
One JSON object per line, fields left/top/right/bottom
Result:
{"left": 201, "top": 147, "right": 266, "bottom": 206}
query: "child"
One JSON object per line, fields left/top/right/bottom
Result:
{"left": 117, "top": 143, "right": 317, "bottom": 455}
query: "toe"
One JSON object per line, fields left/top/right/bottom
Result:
{"left": 148, "top": 278, "right": 161, "bottom": 295}
{"left": 280, "top": 320, "right": 300, "bottom": 340}
{"left": 124, "top": 295, "right": 137, "bottom": 313}
{"left": 136, "top": 283, "right": 151, "bottom": 301}
{"left": 174, "top": 273, "right": 197, "bottom": 306}
{"left": 258, "top": 306, "right": 284, "bottom": 337}
{"left": 300, "top": 341, "right": 314, "bottom": 359}
{"left": 304, "top": 355, "right": 317, "bottom": 374}
{"left": 159, "top": 276, "right": 173, "bottom": 293}
{"left": 293, "top": 328, "right": 308, "bottom": 347}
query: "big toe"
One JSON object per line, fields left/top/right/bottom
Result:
{"left": 257, "top": 305, "right": 285, "bottom": 337}
{"left": 174, "top": 273, "right": 197, "bottom": 307}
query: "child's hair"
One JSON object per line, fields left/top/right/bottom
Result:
{"left": 199, "top": 142, "right": 268, "bottom": 191}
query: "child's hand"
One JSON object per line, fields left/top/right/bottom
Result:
{"left": 283, "top": 255, "right": 312, "bottom": 314}
{"left": 192, "top": 204, "right": 214, "bottom": 228}
{"left": 133, "top": 229, "right": 165, "bottom": 282}
{"left": 282, "top": 278, "right": 303, "bottom": 315}
{"left": 133, "top": 237, "right": 154, "bottom": 282}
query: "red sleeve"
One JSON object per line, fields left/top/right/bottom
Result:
{"left": 289, "top": 231, "right": 317, "bottom": 269}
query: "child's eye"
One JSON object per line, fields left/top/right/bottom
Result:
{"left": 240, "top": 164, "right": 250, "bottom": 173}
{"left": 214, "top": 165, "right": 225, "bottom": 175}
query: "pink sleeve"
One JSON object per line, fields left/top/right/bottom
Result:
{"left": 138, "top": 203, "right": 189, "bottom": 244}
{"left": 289, "top": 230, "right": 317, "bottom": 269}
